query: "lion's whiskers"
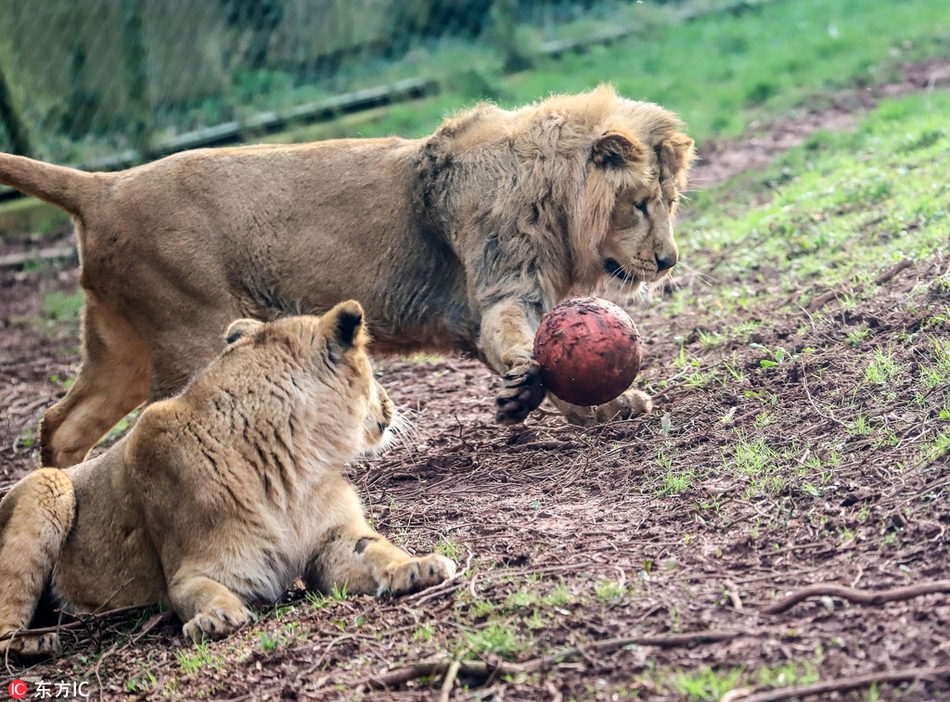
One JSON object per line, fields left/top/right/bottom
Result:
{"left": 386, "top": 405, "right": 423, "bottom": 449}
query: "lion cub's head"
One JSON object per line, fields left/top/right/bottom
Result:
{"left": 217, "top": 300, "right": 396, "bottom": 461}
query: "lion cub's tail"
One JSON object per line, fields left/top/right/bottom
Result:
{"left": 0, "top": 152, "right": 105, "bottom": 218}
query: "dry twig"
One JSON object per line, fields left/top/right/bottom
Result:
{"left": 437, "top": 660, "right": 462, "bottom": 702}
{"left": 725, "top": 665, "right": 950, "bottom": 702}
{"left": 763, "top": 579, "right": 950, "bottom": 615}
{"left": 367, "top": 629, "right": 743, "bottom": 690}
{"left": 0, "top": 605, "right": 153, "bottom": 643}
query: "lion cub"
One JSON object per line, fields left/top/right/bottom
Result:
{"left": 0, "top": 301, "right": 455, "bottom": 655}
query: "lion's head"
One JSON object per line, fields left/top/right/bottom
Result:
{"left": 217, "top": 301, "right": 396, "bottom": 460}
{"left": 591, "top": 128, "right": 695, "bottom": 293}
{"left": 420, "top": 84, "right": 695, "bottom": 308}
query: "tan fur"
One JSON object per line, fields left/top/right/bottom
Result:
{"left": 0, "top": 85, "right": 694, "bottom": 467}
{"left": 0, "top": 302, "right": 456, "bottom": 655}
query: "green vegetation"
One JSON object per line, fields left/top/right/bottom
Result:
{"left": 306, "top": 583, "right": 349, "bottom": 609}
{"left": 619, "top": 88, "right": 949, "bottom": 515}
{"left": 674, "top": 91, "right": 950, "bottom": 335}
{"left": 175, "top": 641, "right": 226, "bottom": 675}
{"left": 459, "top": 620, "right": 529, "bottom": 660}
{"left": 670, "top": 665, "right": 745, "bottom": 701}
{"left": 9, "top": 2, "right": 950, "bottom": 699}
{"left": 636, "top": 656, "right": 821, "bottom": 701}
{"left": 436, "top": 533, "right": 464, "bottom": 560}
{"left": 683, "top": 91, "right": 950, "bottom": 298}
{"left": 42, "top": 290, "right": 83, "bottom": 322}
{"left": 268, "top": 0, "right": 949, "bottom": 146}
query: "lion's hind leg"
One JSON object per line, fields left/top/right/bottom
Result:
{"left": 167, "top": 569, "right": 253, "bottom": 643}
{"left": 303, "top": 478, "right": 457, "bottom": 598}
{"left": 40, "top": 290, "right": 150, "bottom": 468}
{"left": 0, "top": 468, "right": 76, "bottom": 657}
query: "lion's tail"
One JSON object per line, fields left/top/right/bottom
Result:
{"left": 0, "top": 152, "right": 105, "bottom": 218}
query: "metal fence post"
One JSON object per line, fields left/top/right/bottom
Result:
{"left": 0, "top": 62, "right": 31, "bottom": 157}
{"left": 490, "top": 0, "right": 532, "bottom": 73}
{"left": 122, "top": 0, "right": 152, "bottom": 162}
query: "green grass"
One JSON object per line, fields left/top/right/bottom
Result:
{"left": 863, "top": 348, "right": 905, "bottom": 385}
{"left": 266, "top": 0, "right": 949, "bottom": 147}
{"left": 678, "top": 91, "right": 950, "bottom": 318}
{"left": 42, "top": 290, "right": 83, "bottom": 322}
{"left": 639, "top": 656, "right": 821, "bottom": 700}
{"left": 436, "top": 534, "right": 464, "bottom": 560}
{"left": 652, "top": 89, "right": 950, "bottom": 520}
{"left": 593, "top": 579, "right": 629, "bottom": 606}
{"left": 670, "top": 665, "right": 746, "bottom": 701}
{"left": 458, "top": 620, "right": 530, "bottom": 660}
{"left": 412, "top": 623, "right": 435, "bottom": 643}
{"left": 512, "top": 0, "right": 948, "bottom": 141}
{"left": 921, "top": 338, "right": 950, "bottom": 388}
{"left": 175, "top": 641, "right": 226, "bottom": 675}
{"left": 305, "top": 583, "right": 349, "bottom": 609}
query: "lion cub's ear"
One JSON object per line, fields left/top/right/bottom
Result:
{"left": 321, "top": 300, "right": 367, "bottom": 360}
{"left": 224, "top": 318, "right": 265, "bottom": 345}
{"left": 592, "top": 131, "right": 648, "bottom": 170}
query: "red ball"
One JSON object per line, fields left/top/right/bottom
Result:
{"left": 533, "top": 297, "right": 642, "bottom": 406}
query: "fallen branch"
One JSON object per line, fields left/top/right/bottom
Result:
{"left": 0, "top": 246, "right": 76, "bottom": 269}
{"left": 367, "top": 629, "right": 743, "bottom": 689}
{"left": 0, "top": 604, "right": 157, "bottom": 643}
{"left": 368, "top": 659, "right": 509, "bottom": 690}
{"left": 725, "top": 665, "right": 950, "bottom": 702}
{"left": 763, "top": 579, "right": 950, "bottom": 615}
{"left": 873, "top": 258, "right": 913, "bottom": 286}
{"left": 437, "top": 660, "right": 462, "bottom": 702}
{"left": 804, "top": 288, "right": 845, "bottom": 313}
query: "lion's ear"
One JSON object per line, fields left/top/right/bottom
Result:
{"left": 224, "top": 318, "right": 265, "bottom": 345}
{"left": 592, "top": 131, "right": 648, "bottom": 170}
{"left": 657, "top": 134, "right": 696, "bottom": 187}
{"left": 321, "top": 300, "right": 367, "bottom": 359}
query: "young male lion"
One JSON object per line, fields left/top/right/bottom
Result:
{"left": 0, "top": 301, "right": 456, "bottom": 655}
{"left": 0, "top": 84, "right": 695, "bottom": 468}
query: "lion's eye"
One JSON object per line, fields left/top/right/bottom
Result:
{"left": 635, "top": 200, "right": 649, "bottom": 216}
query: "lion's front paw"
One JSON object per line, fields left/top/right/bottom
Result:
{"left": 0, "top": 631, "right": 59, "bottom": 658}
{"left": 386, "top": 554, "right": 457, "bottom": 596}
{"left": 559, "top": 387, "right": 653, "bottom": 427}
{"left": 495, "top": 361, "right": 546, "bottom": 425}
{"left": 182, "top": 605, "right": 252, "bottom": 643}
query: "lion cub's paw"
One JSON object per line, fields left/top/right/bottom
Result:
{"left": 385, "top": 554, "right": 457, "bottom": 596}
{"left": 495, "top": 361, "right": 546, "bottom": 425}
{"left": 183, "top": 605, "right": 253, "bottom": 643}
{"left": 561, "top": 387, "right": 653, "bottom": 427}
{"left": 0, "top": 632, "right": 59, "bottom": 658}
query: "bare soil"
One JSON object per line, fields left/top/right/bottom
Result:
{"left": 1, "top": 60, "right": 949, "bottom": 701}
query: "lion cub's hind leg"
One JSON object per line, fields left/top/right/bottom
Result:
{"left": 167, "top": 570, "right": 254, "bottom": 643}
{"left": 306, "top": 530, "right": 457, "bottom": 598}
{"left": 550, "top": 386, "right": 653, "bottom": 427}
{"left": 0, "top": 468, "right": 76, "bottom": 657}
{"left": 304, "top": 480, "right": 456, "bottom": 598}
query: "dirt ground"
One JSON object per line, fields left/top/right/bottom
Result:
{"left": 1, "top": 60, "right": 949, "bottom": 701}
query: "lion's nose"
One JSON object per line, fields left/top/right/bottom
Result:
{"left": 655, "top": 253, "right": 677, "bottom": 272}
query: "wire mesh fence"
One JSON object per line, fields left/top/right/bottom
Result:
{"left": 0, "top": 0, "right": 716, "bottom": 169}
